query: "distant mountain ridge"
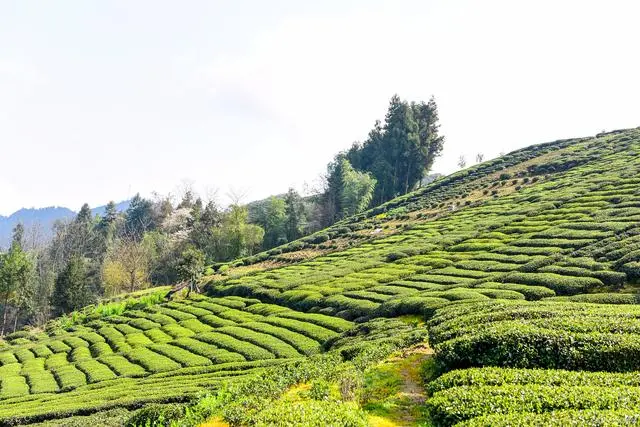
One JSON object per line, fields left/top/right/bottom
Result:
{"left": 0, "top": 200, "right": 130, "bottom": 249}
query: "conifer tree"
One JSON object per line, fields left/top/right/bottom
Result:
{"left": 284, "top": 188, "right": 305, "bottom": 242}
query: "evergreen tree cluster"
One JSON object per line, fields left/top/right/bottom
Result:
{"left": 322, "top": 94, "right": 444, "bottom": 223}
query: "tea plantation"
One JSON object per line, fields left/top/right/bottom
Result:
{"left": 2, "top": 127, "right": 640, "bottom": 425}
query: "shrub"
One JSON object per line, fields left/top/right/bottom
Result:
{"left": 51, "top": 365, "right": 87, "bottom": 391}
{"left": 277, "top": 312, "right": 353, "bottom": 333}
{"left": 5, "top": 330, "right": 31, "bottom": 341}
{"left": 262, "top": 318, "right": 337, "bottom": 343}
{"left": 161, "top": 323, "right": 196, "bottom": 339}
{"left": 127, "top": 318, "right": 160, "bottom": 331}
{"left": 472, "top": 288, "right": 525, "bottom": 300}
{"left": 458, "top": 409, "right": 640, "bottom": 427}
{"left": 148, "top": 344, "right": 213, "bottom": 367}
{"left": 428, "top": 384, "right": 640, "bottom": 426}
{"left": 77, "top": 331, "right": 105, "bottom": 345}
{"left": 197, "top": 332, "right": 275, "bottom": 361}
{"left": 323, "top": 295, "right": 379, "bottom": 319}
{"left": 136, "top": 312, "right": 176, "bottom": 326}
{"left": 144, "top": 328, "right": 173, "bottom": 343}
{"left": 449, "top": 242, "right": 503, "bottom": 252}
{"left": 76, "top": 359, "right": 117, "bottom": 383}
{"left": 433, "top": 320, "right": 640, "bottom": 373}
{"left": 70, "top": 346, "right": 92, "bottom": 362}
{"left": 0, "top": 351, "right": 19, "bottom": 365}
{"left": 62, "top": 336, "right": 90, "bottom": 349}
{"left": 171, "top": 337, "right": 246, "bottom": 363}
{"left": 504, "top": 272, "right": 603, "bottom": 295}
{"left": 474, "top": 282, "right": 555, "bottom": 300}
{"left": 311, "top": 234, "right": 330, "bottom": 244}
{"left": 428, "top": 367, "right": 640, "bottom": 394}
{"left": 199, "top": 314, "right": 236, "bottom": 328}
{"left": 31, "top": 345, "right": 53, "bottom": 358}
{"left": 90, "top": 342, "right": 114, "bottom": 357}
{"left": 253, "top": 400, "right": 367, "bottom": 427}
{"left": 386, "top": 252, "right": 408, "bottom": 262}
{"left": 179, "top": 319, "right": 213, "bottom": 333}
{"left": 99, "top": 355, "right": 147, "bottom": 377}
{"left": 215, "top": 327, "right": 300, "bottom": 359}
{"left": 114, "top": 324, "right": 140, "bottom": 336}
{"left": 241, "top": 322, "right": 321, "bottom": 356}
{"left": 455, "top": 260, "right": 519, "bottom": 272}
{"left": 0, "top": 375, "right": 29, "bottom": 399}
{"left": 24, "top": 368, "right": 59, "bottom": 394}
{"left": 152, "top": 307, "right": 196, "bottom": 322}
{"left": 621, "top": 262, "right": 640, "bottom": 280}
{"left": 546, "top": 293, "right": 640, "bottom": 304}
{"left": 538, "top": 265, "right": 627, "bottom": 287}
{"left": 125, "top": 347, "right": 181, "bottom": 373}
{"left": 494, "top": 246, "right": 564, "bottom": 256}
{"left": 216, "top": 309, "right": 262, "bottom": 324}
{"left": 411, "top": 274, "right": 475, "bottom": 285}
{"left": 375, "top": 296, "right": 448, "bottom": 317}
{"left": 125, "top": 404, "right": 185, "bottom": 427}
{"left": 126, "top": 332, "right": 154, "bottom": 347}
{"left": 13, "top": 348, "right": 35, "bottom": 362}
{"left": 44, "top": 352, "right": 69, "bottom": 370}
{"left": 423, "top": 289, "right": 489, "bottom": 302}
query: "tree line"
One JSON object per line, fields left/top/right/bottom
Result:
{"left": 0, "top": 94, "right": 444, "bottom": 334}
{"left": 321, "top": 95, "right": 444, "bottom": 224}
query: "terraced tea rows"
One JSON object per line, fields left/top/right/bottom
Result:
{"left": 429, "top": 300, "right": 640, "bottom": 372}
{"left": 210, "top": 130, "right": 640, "bottom": 322}
{"left": 201, "top": 128, "right": 640, "bottom": 425}
{"left": 0, "top": 296, "right": 352, "bottom": 423}
{"left": 2, "top": 128, "right": 640, "bottom": 425}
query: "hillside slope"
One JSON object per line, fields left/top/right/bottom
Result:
{"left": 1, "top": 127, "right": 639, "bottom": 426}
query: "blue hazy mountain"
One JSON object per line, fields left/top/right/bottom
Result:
{"left": 0, "top": 200, "right": 130, "bottom": 249}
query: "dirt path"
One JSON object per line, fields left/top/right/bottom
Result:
{"left": 366, "top": 344, "right": 434, "bottom": 427}
{"left": 400, "top": 345, "right": 433, "bottom": 399}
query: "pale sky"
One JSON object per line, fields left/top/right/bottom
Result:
{"left": 1, "top": 0, "right": 639, "bottom": 216}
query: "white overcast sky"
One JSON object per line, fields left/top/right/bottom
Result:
{"left": 1, "top": 0, "right": 639, "bottom": 216}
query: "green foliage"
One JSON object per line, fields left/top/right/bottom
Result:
{"left": 428, "top": 384, "right": 640, "bottom": 426}
{"left": 124, "top": 404, "right": 185, "bottom": 427}
{"left": 0, "top": 237, "right": 35, "bottom": 335}
{"left": 429, "top": 301, "right": 640, "bottom": 372}
{"left": 216, "top": 326, "right": 301, "bottom": 358}
{"left": 253, "top": 400, "right": 367, "bottom": 426}
{"left": 5, "top": 128, "right": 640, "bottom": 425}
{"left": 428, "top": 367, "right": 640, "bottom": 394}
{"left": 198, "top": 331, "right": 275, "bottom": 360}
{"left": 346, "top": 95, "right": 444, "bottom": 205}
{"left": 324, "top": 157, "right": 377, "bottom": 223}
{"left": 546, "top": 292, "right": 640, "bottom": 304}
{"left": 254, "top": 196, "right": 288, "bottom": 250}
{"left": 474, "top": 282, "right": 555, "bottom": 300}
{"left": 176, "top": 247, "right": 206, "bottom": 285}
{"left": 53, "top": 256, "right": 98, "bottom": 314}
{"left": 51, "top": 364, "right": 87, "bottom": 391}
{"left": 504, "top": 272, "right": 603, "bottom": 295}
{"left": 125, "top": 347, "right": 182, "bottom": 373}
{"left": 457, "top": 409, "right": 640, "bottom": 427}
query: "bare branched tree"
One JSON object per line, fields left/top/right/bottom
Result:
{"left": 227, "top": 187, "right": 249, "bottom": 205}
{"left": 457, "top": 155, "right": 467, "bottom": 169}
{"left": 106, "top": 230, "right": 153, "bottom": 293}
